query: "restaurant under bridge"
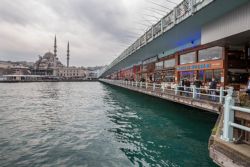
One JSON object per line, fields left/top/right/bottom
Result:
{"left": 100, "top": 0, "right": 250, "bottom": 166}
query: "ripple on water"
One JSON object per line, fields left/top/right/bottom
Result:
{"left": 0, "top": 82, "right": 217, "bottom": 167}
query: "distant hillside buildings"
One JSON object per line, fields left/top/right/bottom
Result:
{"left": 0, "top": 36, "right": 105, "bottom": 81}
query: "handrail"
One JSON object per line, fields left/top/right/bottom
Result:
{"left": 231, "top": 106, "right": 250, "bottom": 114}
{"left": 100, "top": 79, "right": 230, "bottom": 103}
{"left": 221, "top": 94, "right": 250, "bottom": 142}
{"left": 101, "top": 79, "right": 250, "bottom": 144}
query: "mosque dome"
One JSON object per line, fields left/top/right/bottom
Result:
{"left": 43, "top": 52, "right": 55, "bottom": 59}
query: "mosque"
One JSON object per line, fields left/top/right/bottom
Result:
{"left": 32, "top": 36, "right": 86, "bottom": 79}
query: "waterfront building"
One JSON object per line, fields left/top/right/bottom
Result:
{"left": 54, "top": 67, "right": 86, "bottom": 79}
{"left": 100, "top": 1, "right": 250, "bottom": 166}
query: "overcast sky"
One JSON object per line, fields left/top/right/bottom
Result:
{"left": 0, "top": 0, "right": 181, "bottom": 67}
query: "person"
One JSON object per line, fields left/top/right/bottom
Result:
{"left": 246, "top": 76, "right": 250, "bottom": 98}
{"left": 140, "top": 77, "right": 145, "bottom": 82}
{"left": 179, "top": 79, "right": 185, "bottom": 96}
{"left": 184, "top": 79, "right": 191, "bottom": 97}
{"left": 209, "top": 78, "right": 217, "bottom": 101}
{"left": 194, "top": 79, "right": 202, "bottom": 99}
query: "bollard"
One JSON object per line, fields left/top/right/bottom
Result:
{"left": 135, "top": 81, "right": 138, "bottom": 87}
{"left": 140, "top": 82, "right": 142, "bottom": 88}
{"left": 146, "top": 82, "right": 148, "bottom": 89}
{"left": 153, "top": 83, "right": 155, "bottom": 91}
{"left": 219, "top": 87, "right": 223, "bottom": 103}
{"left": 222, "top": 93, "right": 235, "bottom": 142}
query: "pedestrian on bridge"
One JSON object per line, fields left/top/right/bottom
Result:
{"left": 209, "top": 78, "right": 217, "bottom": 101}
{"left": 184, "top": 79, "right": 191, "bottom": 97}
{"left": 194, "top": 79, "right": 202, "bottom": 99}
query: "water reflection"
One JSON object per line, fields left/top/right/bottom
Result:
{"left": 0, "top": 82, "right": 217, "bottom": 167}
{"left": 104, "top": 85, "right": 218, "bottom": 167}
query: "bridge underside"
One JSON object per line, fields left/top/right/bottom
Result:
{"left": 102, "top": 0, "right": 249, "bottom": 77}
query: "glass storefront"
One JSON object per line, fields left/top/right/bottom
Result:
{"left": 180, "top": 52, "right": 196, "bottom": 65}
{"left": 180, "top": 71, "right": 195, "bottom": 81}
{"left": 205, "top": 70, "right": 213, "bottom": 82}
{"left": 214, "top": 69, "right": 222, "bottom": 82}
{"left": 198, "top": 46, "right": 223, "bottom": 62}
{"left": 155, "top": 62, "right": 164, "bottom": 70}
{"left": 198, "top": 70, "right": 204, "bottom": 81}
{"left": 179, "top": 69, "right": 222, "bottom": 84}
{"left": 154, "top": 71, "right": 162, "bottom": 82}
{"left": 164, "top": 70, "right": 175, "bottom": 82}
{"left": 164, "top": 59, "right": 175, "bottom": 68}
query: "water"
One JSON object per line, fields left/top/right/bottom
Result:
{"left": 0, "top": 82, "right": 218, "bottom": 167}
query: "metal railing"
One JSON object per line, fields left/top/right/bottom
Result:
{"left": 101, "top": 79, "right": 250, "bottom": 144}
{"left": 221, "top": 93, "right": 250, "bottom": 142}
{"left": 101, "top": 0, "right": 215, "bottom": 77}
{"left": 101, "top": 79, "right": 231, "bottom": 104}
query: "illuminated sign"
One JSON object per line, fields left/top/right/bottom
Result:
{"left": 176, "top": 60, "right": 223, "bottom": 71}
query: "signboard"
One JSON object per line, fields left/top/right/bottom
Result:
{"left": 176, "top": 60, "right": 223, "bottom": 71}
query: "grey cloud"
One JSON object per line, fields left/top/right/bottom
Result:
{"left": 0, "top": 0, "right": 181, "bottom": 66}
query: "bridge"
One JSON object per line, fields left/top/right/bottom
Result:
{"left": 100, "top": 0, "right": 250, "bottom": 166}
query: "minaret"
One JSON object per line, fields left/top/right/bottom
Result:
{"left": 54, "top": 35, "right": 57, "bottom": 57}
{"left": 53, "top": 35, "right": 57, "bottom": 68}
{"left": 67, "top": 41, "right": 70, "bottom": 68}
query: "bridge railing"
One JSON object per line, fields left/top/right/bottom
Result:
{"left": 100, "top": 79, "right": 250, "bottom": 144}
{"left": 221, "top": 93, "right": 250, "bottom": 142}
{"left": 101, "top": 0, "right": 215, "bottom": 77}
{"left": 101, "top": 79, "right": 231, "bottom": 104}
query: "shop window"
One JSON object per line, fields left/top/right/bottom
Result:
{"left": 205, "top": 70, "right": 213, "bottom": 82}
{"left": 214, "top": 69, "right": 221, "bottom": 82}
{"left": 180, "top": 71, "right": 195, "bottom": 81}
{"left": 154, "top": 72, "right": 162, "bottom": 82}
{"left": 155, "top": 61, "right": 164, "bottom": 70}
{"left": 198, "top": 70, "right": 204, "bottom": 81}
{"left": 180, "top": 52, "right": 196, "bottom": 65}
{"left": 198, "top": 46, "right": 223, "bottom": 62}
{"left": 164, "top": 70, "right": 175, "bottom": 82}
{"left": 164, "top": 59, "right": 175, "bottom": 68}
